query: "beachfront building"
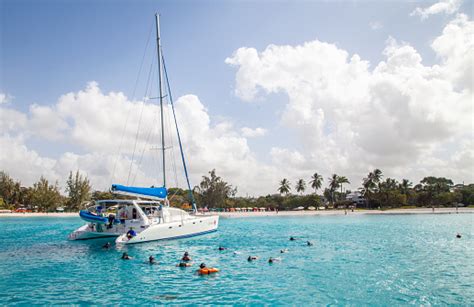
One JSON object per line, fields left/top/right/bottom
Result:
{"left": 345, "top": 192, "right": 366, "bottom": 207}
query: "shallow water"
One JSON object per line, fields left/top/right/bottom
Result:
{"left": 0, "top": 214, "right": 473, "bottom": 305}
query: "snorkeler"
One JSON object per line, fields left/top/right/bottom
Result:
{"left": 247, "top": 256, "right": 258, "bottom": 261}
{"left": 307, "top": 241, "right": 313, "bottom": 246}
{"left": 218, "top": 246, "right": 227, "bottom": 251}
{"left": 456, "top": 233, "right": 462, "bottom": 238}
{"left": 177, "top": 262, "right": 192, "bottom": 267}
{"left": 121, "top": 252, "right": 132, "bottom": 260}
{"left": 290, "top": 237, "right": 296, "bottom": 241}
{"left": 182, "top": 251, "right": 191, "bottom": 261}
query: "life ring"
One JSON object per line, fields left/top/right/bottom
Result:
{"left": 198, "top": 268, "right": 219, "bottom": 275}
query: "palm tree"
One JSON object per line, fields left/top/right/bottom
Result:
{"left": 372, "top": 169, "right": 383, "bottom": 184}
{"left": 296, "top": 179, "right": 306, "bottom": 195}
{"left": 328, "top": 174, "right": 340, "bottom": 204}
{"left": 337, "top": 176, "right": 350, "bottom": 198}
{"left": 278, "top": 179, "right": 291, "bottom": 195}
{"left": 310, "top": 173, "right": 323, "bottom": 194}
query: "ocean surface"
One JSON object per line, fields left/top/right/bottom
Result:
{"left": 0, "top": 214, "right": 473, "bottom": 305}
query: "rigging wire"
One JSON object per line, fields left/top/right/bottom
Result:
{"left": 162, "top": 53, "right": 197, "bottom": 211}
{"left": 111, "top": 22, "right": 154, "bottom": 185}
{"left": 127, "top": 50, "right": 156, "bottom": 185}
{"left": 131, "top": 66, "right": 159, "bottom": 185}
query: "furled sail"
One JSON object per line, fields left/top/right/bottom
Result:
{"left": 111, "top": 184, "right": 167, "bottom": 200}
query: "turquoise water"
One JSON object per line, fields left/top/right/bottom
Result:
{"left": 0, "top": 214, "right": 473, "bottom": 305}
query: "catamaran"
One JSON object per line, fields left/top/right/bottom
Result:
{"left": 69, "top": 14, "right": 219, "bottom": 244}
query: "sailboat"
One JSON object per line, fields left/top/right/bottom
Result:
{"left": 68, "top": 14, "right": 219, "bottom": 244}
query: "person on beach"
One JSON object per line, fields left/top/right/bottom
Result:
{"left": 121, "top": 252, "right": 132, "bottom": 260}
{"left": 182, "top": 251, "right": 191, "bottom": 261}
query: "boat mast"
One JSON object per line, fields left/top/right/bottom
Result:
{"left": 155, "top": 13, "right": 166, "bottom": 188}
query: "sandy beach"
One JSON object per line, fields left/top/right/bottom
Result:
{"left": 0, "top": 207, "right": 472, "bottom": 218}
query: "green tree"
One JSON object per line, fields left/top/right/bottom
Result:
{"left": 337, "top": 176, "right": 350, "bottom": 199}
{"left": 310, "top": 173, "right": 323, "bottom": 194}
{"left": 194, "top": 169, "right": 236, "bottom": 208}
{"left": 296, "top": 179, "right": 306, "bottom": 195}
{"left": 31, "top": 177, "right": 62, "bottom": 212}
{"left": 399, "top": 179, "right": 412, "bottom": 195}
{"left": 65, "top": 171, "right": 91, "bottom": 211}
{"left": 278, "top": 178, "right": 291, "bottom": 195}
{"left": 0, "top": 171, "right": 21, "bottom": 205}
{"left": 328, "top": 174, "right": 340, "bottom": 204}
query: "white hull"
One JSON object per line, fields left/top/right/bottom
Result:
{"left": 116, "top": 214, "right": 219, "bottom": 244}
{"left": 68, "top": 224, "right": 121, "bottom": 240}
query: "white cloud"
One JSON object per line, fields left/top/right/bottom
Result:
{"left": 226, "top": 14, "right": 474, "bottom": 188}
{"left": 0, "top": 93, "right": 13, "bottom": 104}
{"left": 411, "top": 0, "right": 462, "bottom": 20}
{"left": 369, "top": 21, "right": 383, "bottom": 30}
{"left": 241, "top": 127, "right": 267, "bottom": 137}
{"left": 0, "top": 85, "right": 282, "bottom": 195}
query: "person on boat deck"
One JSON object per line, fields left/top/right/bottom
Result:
{"left": 126, "top": 228, "right": 137, "bottom": 239}
{"left": 118, "top": 206, "right": 128, "bottom": 224}
{"left": 107, "top": 214, "right": 115, "bottom": 229}
{"left": 121, "top": 252, "right": 132, "bottom": 260}
{"left": 182, "top": 251, "right": 191, "bottom": 261}
{"left": 149, "top": 255, "right": 157, "bottom": 264}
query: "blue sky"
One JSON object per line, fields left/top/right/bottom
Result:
{"left": 1, "top": 0, "right": 473, "bottom": 194}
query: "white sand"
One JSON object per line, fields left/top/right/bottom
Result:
{"left": 216, "top": 207, "right": 474, "bottom": 218}
{"left": 1, "top": 207, "right": 471, "bottom": 218}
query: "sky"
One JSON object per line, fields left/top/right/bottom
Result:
{"left": 0, "top": 0, "right": 473, "bottom": 196}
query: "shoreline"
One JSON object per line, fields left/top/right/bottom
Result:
{"left": 0, "top": 207, "right": 472, "bottom": 218}
{"left": 216, "top": 207, "right": 474, "bottom": 218}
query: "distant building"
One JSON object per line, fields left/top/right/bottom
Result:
{"left": 345, "top": 192, "right": 366, "bottom": 206}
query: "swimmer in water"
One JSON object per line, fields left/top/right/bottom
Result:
{"left": 269, "top": 257, "right": 281, "bottom": 263}
{"left": 149, "top": 255, "right": 157, "bottom": 264}
{"left": 280, "top": 249, "right": 288, "bottom": 253}
{"left": 307, "top": 241, "right": 313, "bottom": 246}
{"left": 121, "top": 252, "right": 132, "bottom": 260}
{"left": 456, "top": 233, "right": 462, "bottom": 238}
{"left": 102, "top": 242, "right": 111, "bottom": 249}
{"left": 290, "top": 237, "right": 296, "bottom": 241}
{"left": 177, "top": 262, "right": 192, "bottom": 267}
{"left": 182, "top": 251, "right": 191, "bottom": 261}
{"left": 218, "top": 246, "right": 227, "bottom": 251}
{"left": 247, "top": 256, "right": 258, "bottom": 261}
{"left": 199, "top": 263, "right": 207, "bottom": 269}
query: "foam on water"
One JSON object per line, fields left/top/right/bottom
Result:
{"left": 0, "top": 214, "right": 473, "bottom": 304}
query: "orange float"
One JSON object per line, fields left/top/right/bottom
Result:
{"left": 198, "top": 268, "right": 219, "bottom": 274}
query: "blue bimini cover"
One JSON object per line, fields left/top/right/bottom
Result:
{"left": 111, "top": 184, "right": 168, "bottom": 200}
